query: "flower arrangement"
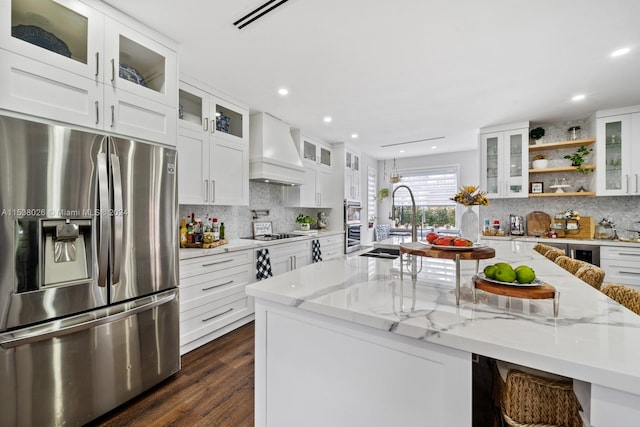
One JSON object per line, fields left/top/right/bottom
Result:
{"left": 451, "top": 185, "right": 490, "bottom": 206}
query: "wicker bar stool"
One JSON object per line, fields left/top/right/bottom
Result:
{"left": 601, "top": 284, "right": 640, "bottom": 315}
{"left": 493, "top": 360, "right": 582, "bottom": 427}
{"left": 574, "top": 265, "right": 605, "bottom": 290}
{"left": 534, "top": 243, "right": 562, "bottom": 256}
{"left": 554, "top": 256, "right": 587, "bottom": 274}
{"left": 543, "top": 249, "right": 565, "bottom": 262}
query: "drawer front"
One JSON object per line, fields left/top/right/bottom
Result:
{"left": 322, "top": 243, "right": 344, "bottom": 260}
{"left": 601, "top": 259, "right": 640, "bottom": 287}
{"left": 180, "top": 265, "right": 251, "bottom": 311}
{"left": 319, "top": 234, "right": 344, "bottom": 247}
{"left": 268, "top": 241, "right": 311, "bottom": 261}
{"left": 180, "top": 249, "right": 252, "bottom": 278}
{"left": 180, "top": 291, "right": 250, "bottom": 345}
{"left": 601, "top": 246, "right": 640, "bottom": 262}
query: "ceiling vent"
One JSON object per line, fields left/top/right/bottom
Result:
{"left": 233, "top": 0, "right": 290, "bottom": 30}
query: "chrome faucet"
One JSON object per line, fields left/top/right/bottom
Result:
{"left": 392, "top": 184, "right": 417, "bottom": 242}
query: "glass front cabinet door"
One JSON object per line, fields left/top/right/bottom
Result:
{"left": 597, "top": 113, "right": 637, "bottom": 195}
{"left": 481, "top": 128, "right": 528, "bottom": 198}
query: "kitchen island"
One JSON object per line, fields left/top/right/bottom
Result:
{"left": 246, "top": 240, "right": 640, "bottom": 426}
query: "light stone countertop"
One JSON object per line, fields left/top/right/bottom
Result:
{"left": 179, "top": 230, "right": 344, "bottom": 260}
{"left": 246, "top": 239, "right": 640, "bottom": 396}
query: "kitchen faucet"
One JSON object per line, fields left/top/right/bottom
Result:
{"left": 392, "top": 185, "right": 417, "bottom": 242}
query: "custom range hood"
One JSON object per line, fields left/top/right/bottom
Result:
{"left": 249, "top": 112, "right": 305, "bottom": 185}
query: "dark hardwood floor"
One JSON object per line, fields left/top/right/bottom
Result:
{"left": 87, "top": 322, "right": 255, "bottom": 427}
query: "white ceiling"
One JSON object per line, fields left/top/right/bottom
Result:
{"left": 103, "top": 0, "right": 640, "bottom": 160}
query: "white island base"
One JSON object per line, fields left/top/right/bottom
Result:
{"left": 254, "top": 300, "right": 471, "bottom": 427}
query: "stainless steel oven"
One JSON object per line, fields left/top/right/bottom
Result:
{"left": 345, "top": 200, "right": 362, "bottom": 253}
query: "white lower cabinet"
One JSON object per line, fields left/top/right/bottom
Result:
{"left": 317, "top": 233, "right": 344, "bottom": 260}
{"left": 179, "top": 249, "right": 254, "bottom": 354}
{"left": 268, "top": 240, "right": 311, "bottom": 276}
{"left": 600, "top": 246, "right": 640, "bottom": 288}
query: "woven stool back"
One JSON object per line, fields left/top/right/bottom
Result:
{"left": 601, "top": 284, "right": 640, "bottom": 315}
{"left": 575, "top": 265, "right": 605, "bottom": 290}
{"left": 554, "top": 256, "right": 586, "bottom": 274}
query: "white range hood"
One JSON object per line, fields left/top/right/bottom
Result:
{"left": 249, "top": 112, "right": 305, "bottom": 185}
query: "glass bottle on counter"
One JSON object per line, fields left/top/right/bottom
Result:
{"left": 220, "top": 222, "right": 225, "bottom": 240}
{"left": 212, "top": 218, "right": 220, "bottom": 241}
{"left": 180, "top": 218, "right": 187, "bottom": 248}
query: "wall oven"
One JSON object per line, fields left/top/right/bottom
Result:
{"left": 345, "top": 199, "right": 362, "bottom": 253}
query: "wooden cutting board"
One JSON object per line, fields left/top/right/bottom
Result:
{"left": 526, "top": 211, "right": 551, "bottom": 236}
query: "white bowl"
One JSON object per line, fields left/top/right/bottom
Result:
{"left": 532, "top": 159, "right": 549, "bottom": 169}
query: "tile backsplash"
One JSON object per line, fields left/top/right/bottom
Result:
{"left": 179, "top": 181, "right": 327, "bottom": 238}
{"left": 480, "top": 195, "right": 640, "bottom": 234}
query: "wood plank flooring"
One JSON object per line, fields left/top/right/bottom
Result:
{"left": 86, "top": 321, "right": 255, "bottom": 427}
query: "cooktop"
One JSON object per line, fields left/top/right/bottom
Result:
{"left": 240, "top": 233, "right": 299, "bottom": 241}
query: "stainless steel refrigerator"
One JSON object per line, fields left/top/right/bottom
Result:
{"left": 0, "top": 115, "right": 180, "bottom": 426}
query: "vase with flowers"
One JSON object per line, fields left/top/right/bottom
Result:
{"left": 450, "top": 186, "right": 490, "bottom": 242}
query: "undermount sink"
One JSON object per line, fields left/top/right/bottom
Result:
{"left": 359, "top": 248, "right": 400, "bottom": 259}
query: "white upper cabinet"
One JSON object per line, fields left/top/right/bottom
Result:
{"left": 284, "top": 131, "right": 334, "bottom": 207}
{"left": 480, "top": 125, "right": 528, "bottom": 199}
{"left": 596, "top": 106, "right": 640, "bottom": 196}
{"left": 0, "top": 0, "right": 178, "bottom": 145}
{"left": 344, "top": 148, "right": 361, "bottom": 201}
{"left": 177, "top": 79, "right": 249, "bottom": 206}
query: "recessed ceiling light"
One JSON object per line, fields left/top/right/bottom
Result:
{"left": 278, "top": 88, "right": 289, "bottom": 96}
{"left": 572, "top": 94, "right": 586, "bottom": 101}
{"left": 399, "top": 150, "right": 405, "bottom": 153}
{"left": 611, "top": 47, "right": 631, "bottom": 57}
{"left": 323, "top": 116, "right": 332, "bottom": 123}
{"left": 431, "top": 146, "right": 437, "bottom": 149}
{"left": 264, "top": 179, "right": 270, "bottom": 183}
{"left": 351, "top": 133, "right": 358, "bottom": 139}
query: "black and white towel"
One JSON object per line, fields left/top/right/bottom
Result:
{"left": 256, "top": 248, "right": 273, "bottom": 280}
{"left": 312, "top": 239, "right": 322, "bottom": 263}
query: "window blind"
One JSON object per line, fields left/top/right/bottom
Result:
{"left": 367, "top": 167, "right": 377, "bottom": 227}
{"left": 392, "top": 166, "right": 458, "bottom": 206}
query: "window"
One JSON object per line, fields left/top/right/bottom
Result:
{"left": 392, "top": 166, "right": 458, "bottom": 229}
{"left": 367, "top": 167, "right": 377, "bottom": 229}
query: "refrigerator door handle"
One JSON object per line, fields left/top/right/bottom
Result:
{"left": 110, "top": 152, "right": 124, "bottom": 285}
{"left": 0, "top": 290, "right": 177, "bottom": 349}
{"left": 97, "top": 152, "right": 110, "bottom": 287}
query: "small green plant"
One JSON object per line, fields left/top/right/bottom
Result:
{"left": 376, "top": 187, "right": 390, "bottom": 202}
{"left": 564, "top": 145, "right": 593, "bottom": 173}
{"left": 296, "top": 214, "right": 316, "bottom": 224}
{"left": 530, "top": 127, "right": 545, "bottom": 140}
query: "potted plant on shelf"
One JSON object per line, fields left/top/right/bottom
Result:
{"left": 530, "top": 127, "right": 545, "bottom": 144}
{"left": 532, "top": 153, "right": 549, "bottom": 169}
{"left": 564, "top": 145, "right": 593, "bottom": 174}
{"left": 296, "top": 214, "right": 317, "bottom": 231}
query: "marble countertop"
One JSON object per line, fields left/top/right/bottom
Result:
{"left": 482, "top": 235, "right": 640, "bottom": 247}
{"left": 179, "top": 230, "right": 344, "bottom": 260}
{"left": 246, "top": 239, "right": 640, "bottom": 396}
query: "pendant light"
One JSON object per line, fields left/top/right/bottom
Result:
{"left": 390, "top": 158, "right": 401, "bottom": 183}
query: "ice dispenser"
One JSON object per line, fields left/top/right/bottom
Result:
{"left": 41, "top": 218, "right": 92, "bottom": 286}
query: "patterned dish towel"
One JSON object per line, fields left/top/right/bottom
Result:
{"left": 312, "top": 239, "right": 322, "bottom": 263}
{"left": 256, "top": 248, "right": 273, "bottom": 280}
